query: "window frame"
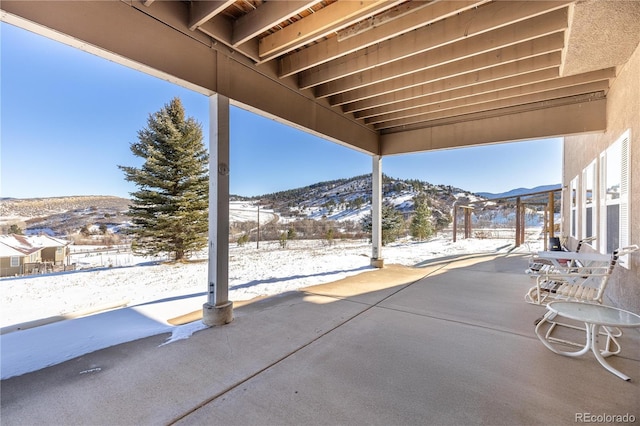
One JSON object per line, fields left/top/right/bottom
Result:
{"left": 582, "top": 160, "right": 597, "bottom": 244}
{"left": 599, "top": 130, "right": 630, "bottom": 267}
{"left": 570, "top": 175, "right": 579, "bottom": 239}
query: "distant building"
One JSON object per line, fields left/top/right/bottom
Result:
{"left": 0, "top": 234, "right": 71, "bottom": 277}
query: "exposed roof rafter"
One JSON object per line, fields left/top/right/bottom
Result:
{"left": 258, "top": 0, "right": 403, "bottom": 61}
{"left": 189, "top": 0, "right": 236, "bottom": 31}
{"left": 4, "top": 0, "right": 633, "bottom": 155}
{"left": 232, "top": 0, "right": 321, "bottom": 46}
{"left": 279, "top": 0, "right": 490, "bottom": 78}
{"left": 300, "top": 4, "right": 571, "bottom": 90}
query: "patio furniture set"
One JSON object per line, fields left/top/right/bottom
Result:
{"left": 525, "top": 242, "right": 640, "bottom": 381}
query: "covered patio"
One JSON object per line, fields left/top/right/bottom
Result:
{"left": 3, "top": 0, "right": 640, "bottom": 323}
{"left": 2, "top": 2, "right": 639, "bottom": 422}
{"left": 1, "top": 251, "right": 638, "bottom": 425}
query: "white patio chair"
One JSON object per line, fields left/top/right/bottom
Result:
{"left": 528, "top": 245, "right": 638, "bottom": 353}
{"left": 525, "top": 236, "right": 594, "bottom": 275}
{"left": 525, "top": 245, "right": 639, "bottom": 306}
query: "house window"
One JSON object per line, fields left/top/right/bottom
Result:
{"left": 582, "top": 160, "right": 596, "bottom": 242}
{"left": 570, "top": 176, "right": 579, "bottom": 238}
{"left": 10, "top": 256, "right": 20, "bottom": 267}
{"left": 599, "top": 130, "right": 630, "bottom": 267}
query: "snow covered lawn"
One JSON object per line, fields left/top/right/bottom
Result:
{"left": 0, "top": 234, "right": 540, "bottom": 379}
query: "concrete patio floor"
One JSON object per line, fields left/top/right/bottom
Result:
{"left": 1, "top": 251, "right": 639, "bottom": 425}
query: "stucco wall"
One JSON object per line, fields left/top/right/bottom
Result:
{"left": 563, "top": 42, "right": 640, "bottom": 312}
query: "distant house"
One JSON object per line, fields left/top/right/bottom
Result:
{"left": 0, "top": 234, "right": 71, "bottom": 277}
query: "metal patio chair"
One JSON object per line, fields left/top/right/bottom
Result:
{"left": 525, "top": 245, "right": 639, "bottom": 306}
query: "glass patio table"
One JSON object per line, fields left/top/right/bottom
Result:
{"left": 535, "top": 301, "right": 640, "bottom": 381}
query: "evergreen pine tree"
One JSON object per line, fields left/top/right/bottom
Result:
{"left": 118, "top": 97, "right": 209, "bottom": 261}
{"left": 380, "top": 204, "right": 405, "bottom": 245}
{"left": 410, "top": 197, "right": 434, "bottom": 241}
{"left": 8, "top": 224, "right": 23, "bottom": 235}
{"left": 360, "top": 204, "right": 405, "bottom": 245}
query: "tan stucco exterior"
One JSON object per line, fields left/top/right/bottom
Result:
{"left": 562, "top": 42, "right": 640, "bottom": 312}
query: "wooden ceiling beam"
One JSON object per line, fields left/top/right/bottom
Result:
{"left": 367, "top": 69, "right": 614, "bottom": 125}
{"left": 1, "top": 0, "right": 626, "bottom": 159}
{"left": 336, "top": 0, "right": 448, "bottom": 41}
{"left": 309, "top": 13, "right": 569, "bottom": 97}
{"left": 322, "top": 32, "right": 565, "bottom": 102}
{"left": 342, "top": 52, "right": 562, "bottom": 114}
{"left": 232, "top": 1, "right": 321, "bottom": 47}
{"left": 258, "top": 0, "right": 400, "bottom": 60}
{"left": 299, "top": 3, "right": 571, "bottom": 90}
{"left": 278, "top": 0, "right": 487, "bottom": 78}
{"left": 189, "top": 0, "right": 236, "bottom": 31}
{"left": 357, "top": 67, "right": 562, "bottom": 120}
{"left": 197, "top": 15, "right": 261, "bottom": 62}
{"left": 373, "top": 81, "right": 609, "bottom": 130}
{"left": 133, "top": 0, "right": 261, "bottom": 62}
{"left": 379, "top": 98, "right": 607, "bottom": 156}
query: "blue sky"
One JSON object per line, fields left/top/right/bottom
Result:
{"left": 1, "top": 22, "right": 562, "bottom": 199}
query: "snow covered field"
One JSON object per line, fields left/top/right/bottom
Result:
{"left": 0, "top": 233, "right": 542, "bottom": 379}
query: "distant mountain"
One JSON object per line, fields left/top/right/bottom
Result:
{"left": 244, "top": 174, "right": 476, "bottom": 226}
{"left": 2, "top": 178, "right": 556, "bottom": 238}
{"left": 477, "top": 184, "right": 561, "bottom": 200}
{"left": 0, "top": 196, "right": 131, "bottom": 236}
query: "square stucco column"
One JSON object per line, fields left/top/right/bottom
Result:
{"left": 371, "top": 155, "right": 384, "bottom": 268}
{"left": 203, "top": 94, "right": 233, "bottom": 326}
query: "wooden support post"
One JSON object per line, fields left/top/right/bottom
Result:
{"left": 519, "top": 203, "right": 526, "bottom": 245}
{"left": 544, "top": 208, "right": 549, "bottom": 251}
{"left": 515, "top": 197, "right": 522, "bottom": 247}
{"left": 464, "top": 208, "right": 471, "bottom": 238}
{"left": 453, "top": 205, "right": 458, "bottom": 242}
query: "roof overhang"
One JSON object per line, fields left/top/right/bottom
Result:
{"left": 2, "top": 1, "right": 639, "bottom": 156}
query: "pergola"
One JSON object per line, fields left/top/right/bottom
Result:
{"left": 2, "top": 0, "right": 639, "bottom": 326}
{"left": 452, "top": 188, "right": 563, "bottom": 249}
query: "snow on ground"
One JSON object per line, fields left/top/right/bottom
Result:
{"left": 0, "top": 232, "right": 543, "bottom": 379}
{"left": 229, "top": 201, "right": 277, "bottom": 224}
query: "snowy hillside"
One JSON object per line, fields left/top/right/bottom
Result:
{"left": 240, "top": 174, "right": 548, "bottom": 232}
{"left": 253, "top": 174, "right": 475, "bottom": 226}
{"left": 1, "top": 175, "right": 553, "bottom": 241}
